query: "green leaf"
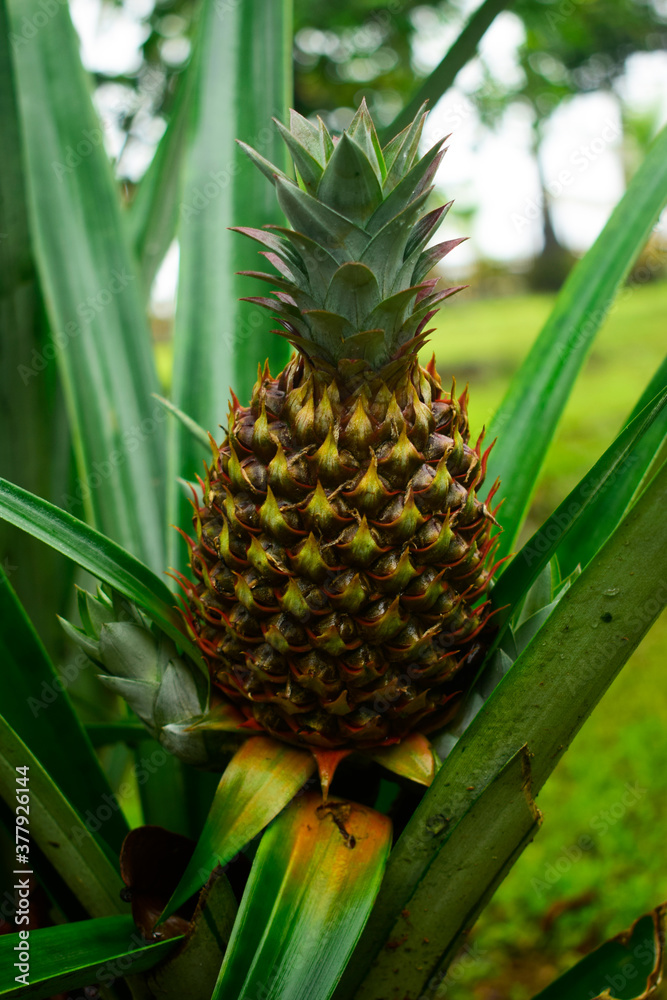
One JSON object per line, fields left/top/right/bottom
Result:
{"left": 490, "top": 387, "right": 667, "bottom": 625}
{"left": 0, "top": 567, "right": 128, "bottom": 852}
{"left": 163, "top": 735, "right": 317, "bottom": 918}
{"left": 558, "top": 358, "right": 667, "bottom": 578}
{"left": 213, "top": 793, "right": 391, "bottom": 1000}
{"left": 146, "top": 872, "right": 238, "bottom": 1000}
{"left": 153, "top": 394, "right": 211, "bottom": 450}
{"left": 6, "top": 0, "right": 166, "bottom": 572}
{"left": 0, "top": 479, "right": 199, "bottom": 661}
{"left": 0, "top": 915, "right": 177, "bottom": 999}
{"left": 532, "top": 908, "right": 665, "bottom": 999}
{"left": 0, "top": 0, "right": 73, "bottom": 654}
{"left": 274, "top": 117, "right": 324, "bottom": 194}
{"left": 0, "top": 713, "right": 126, "bottom": 918}
{"left": 348, "top": 749, "right": 541, "bottom": 1000}
{"left": 487, "top": 124, "right": 667, "bottom": 559}
{"left": 86, "top": 723, "right": 148, "bottom": 747}
{"left": 317, "top": 133, "right": 384, "bottom": 224}
{"left": 382, "top": 0, "right": 513, "bottom": 140}
{"left": 167, "top": 0, "right": 293, "bottom": 572}
{"left": 338, "top": 459, "right": 667, "bottom": 1000}
{"left": 126, "top": 56, "right": 198, "bottom": 293}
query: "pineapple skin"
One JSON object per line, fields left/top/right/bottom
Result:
{"left": 183, "top": 352, "right": 497, "bottom": 750}
{"left": 180, "top": 102, "right": 501, "bottom": 750}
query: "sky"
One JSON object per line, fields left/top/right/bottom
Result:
{"left": 69, "top": 0, "right": 667, "bottom": 305}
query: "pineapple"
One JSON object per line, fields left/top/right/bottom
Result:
{"left": 179, "top": 101, "right": 500, "bottom": 752}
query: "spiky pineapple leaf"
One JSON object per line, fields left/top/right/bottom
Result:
{"left": 6, "top": 0, "right": 166, "bottom": 572}
{"left": 0, "top": 713, "right": 126, "bottom": 919}
{"left": 488, "top": 123, "right": 667, "bottom": 561}
{"left": 490, "top": 385, "right": 667, "bottom": 629}
{"left": 371, "top": 733, "right": 436, "bottom": 786}
{"left": 167, "top": 0, "right": 292, "bottom": 573}
{"left": 0, "top": 566, "right": 128, "bottom": 851}
{"left": 337, "top": 460, "right": 667, "bottom": 1000}
{"left": 0, "top": 479, "right": 200, "bottom": 663}
{"left": 162, "top": 736, "right": 317, "bottom": 919}
{"left": 0, "top": 915, "right": 177, "bottom": 999}
{"left": 316, "top": 132, "right": 384, "bottom": 224}
{"left": 212, "top": 793, "right": 391, "bottom": 1000}
{"left": 531, "top": 908, "right": 665, "bottom": 1000}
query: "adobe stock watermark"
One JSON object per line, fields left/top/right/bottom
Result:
{"left": 28, "top": 649, "right": 90, "bottom": 718}
{"left": 517, "top": 451, "right": 639, "bottom": 570}
{"left": 418, "top": 940, "right": 486, "bottom": 998}
{"left": 17, "top": 269, "right": 135, "bottom": 385}
{"left": 9, "top": 0, "right": 67, "bottom": 52}
{"left": 564, "top": 579, "right": 667, "bottom": 696}
{"left": 62, "top": 402, "right": 167, "bottom": 512}
{"left": 531, "top": 781, "right": 647, "bottom": 894}
{"left": 51, "top": 127, "right": 106, "bottom": 181}
{"left": 179, "top": 123, "right": 275, "bottom": 221}
{"left": 511, "top": 119, "right": 621, "bottom": 233}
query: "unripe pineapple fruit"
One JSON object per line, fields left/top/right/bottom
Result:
{"left": 181, "top": 101, "right": 500, "bottom": 751}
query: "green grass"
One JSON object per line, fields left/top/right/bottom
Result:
{"left": 419, "top": 280, "right": 667, "bottom": 999}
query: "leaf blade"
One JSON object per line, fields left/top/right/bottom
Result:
{"left": 487, "top": 125, "right": 667, "bottom": 559}
{"left": 163, "top": 735, "right": 316, "bottom": 918}
{"left": 0, "top": 915, "right": 177, "bottom": 999}
{"left": 491, "top": 386, "right": 667, "bottom": 624}
{"left": 0, "top": 713, "right": 126, "bottom": 918}
{"left": 213, "top": 793, "right": 391, "bottom": 1000}
{"left": 167, "top": 0, "right": 293, "bottom": 572}
{"left": 0, "top": 566, "right": 128, "bottom": 852}
{"left": 0, "top": 479, "right": 198, "bottom": 660}
{"left": 6, "top": 0, "right": 166, "bottom": 570}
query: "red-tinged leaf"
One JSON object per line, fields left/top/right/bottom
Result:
{"left": 371, "top": 733, "right": 436, "bottom": 786}
{"left": 313, "top": 748, "right": 352, "bottom": 799}
{"left": 161, "top": 736, "right": 316, "bottom": 919}
{"left": 212, "top": 793, "right": 392, "bottom": 1000}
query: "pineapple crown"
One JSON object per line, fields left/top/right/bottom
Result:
{"left": 235, "top": 100, "right": 464, "bottom": 372}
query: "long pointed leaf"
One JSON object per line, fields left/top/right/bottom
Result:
{"left": 167, "top": 0, "right": 292, "bottom": 571}
{"left": 382, "top": 0, "right": 514, "bottom": 140}
{"left": 491, "top": 386, "right": 667, "bottom": 622}
{"left": 0, "top": 714, "right": 125, "bottom": 918}
{"left": 213, "top": 792, "right": 391, "bottom": 1000}
{"left": 0, "top": 566, "right": 128, "bottom": 851}
{"left": 6, "top": 0, "right": 166, "bottom": 571}
{"left": 558, "top": 357, "right": 667, "bottom": 577}
{"left": 0, "top": 0, "right": 72, "bottom": 654}
{"left": 350, "top": 748, "right": 541, "bottom": 1000}
{"left": 531, "top": 907, "right": 665, "bottom": 1000}
{"left": 163, "top": 735, "right": 316, "bottom": 918}
{"left": 487, "top": 125, "right": 667, "bottom": 559}
{"left": 338, "top": 460, "right": 667, "bottom": 1000}
{"left": 0, "top": 479, "right": 199, "bottom": 661}
{"left": 126, "top": 50, "right": 199, "bottom": 293}
{"left": 0, "top": 915, "right": 177, "bottom": 999}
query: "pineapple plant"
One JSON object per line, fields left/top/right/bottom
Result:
{"left": 1, "top": 0, "right": 666, "bottom": 997}
{"left": 179, "top": 102, "right": 501, "bottom": 755}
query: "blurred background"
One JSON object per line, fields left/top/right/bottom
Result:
{"left": 69, "top": 0, "right": 667, "bottom": 995}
